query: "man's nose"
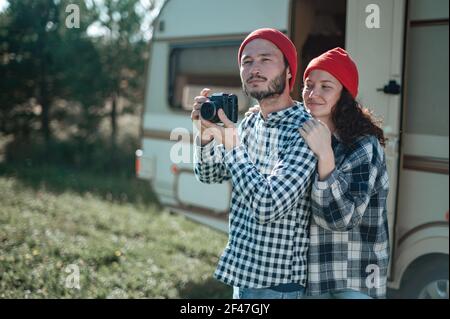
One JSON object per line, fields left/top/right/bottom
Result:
{"left": 250, "top": 67, "right": 261, "bottom": 77}
{"left": 248, "top": 62, "right": 262, "bottom": 76}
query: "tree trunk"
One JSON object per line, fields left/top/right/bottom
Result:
{"left": 39, "top": 67, "right": 51, "bottom": 151}
{"left": 41, "top": 87, "right": 50, "bottom": 144}
{"left": 38, "top": 8, "right": 52, "bottom": 151}
{"left": 110, "top": 93, "right": 118, "bottom": 163}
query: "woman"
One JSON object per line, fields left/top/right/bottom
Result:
{"left": 248, "top": 48, "right": 390, "bottom": 298}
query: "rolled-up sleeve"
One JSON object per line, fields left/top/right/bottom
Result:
{"left": 193, "top": 136, "right": 231, "bottom": 184}
{"left": 311, "top": 141, "right": 386, "bottom": 231}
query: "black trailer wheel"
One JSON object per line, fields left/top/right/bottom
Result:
{"left": 399, "top": 255, "right": 449, "bottom": 299}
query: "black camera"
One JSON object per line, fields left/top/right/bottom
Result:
{"left": 200, "top": 93, "right": 238, "bottom": 124}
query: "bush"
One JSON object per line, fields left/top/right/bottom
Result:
{"left": 4, "top": 134, "right": 138, "bottom": 177}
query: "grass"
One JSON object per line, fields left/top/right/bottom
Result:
{"left": 0, "top": 164, "right": 230, "bottom": 299}
{"left": 0, "top": 163, "right": 159, "bottom": 207}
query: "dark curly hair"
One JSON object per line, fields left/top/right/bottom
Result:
{"left": 332, "top": 89, "right": 386, "bottom": 147}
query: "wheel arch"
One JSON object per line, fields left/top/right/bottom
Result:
{"left": 390, "top": 224, "right": 448, "bottom": 290}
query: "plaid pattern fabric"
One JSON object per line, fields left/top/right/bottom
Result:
{"left": 194, "top": 102, "right": 317, "bottom": 288}
{"left": 307, "top": 135, "right": 390, "bottom": 298}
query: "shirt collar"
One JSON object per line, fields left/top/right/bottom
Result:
{"left": 260, "top": 101, "right": 308, "bottom": 128}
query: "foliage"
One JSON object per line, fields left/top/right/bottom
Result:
{"left": 0, "top": 0, "right": 158, "bottom": 160}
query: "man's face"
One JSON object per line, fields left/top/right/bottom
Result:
{"left": 240, "top": 39, "right": 291, "bottom": 101}
{"left": 302, "top": 69, "right": 343, "bottom": 120}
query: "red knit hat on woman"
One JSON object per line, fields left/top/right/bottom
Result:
{"left": 238, "top": 28, "right": 298, "bottom": 92}
{"left": 303, "top": 47, "right": 359, "bottom": 99}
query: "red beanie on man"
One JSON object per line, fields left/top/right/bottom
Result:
{"left": 238, "top": 28, "right": 297, "bottom": 92}
{"left": 303, "top": 47, "right": 359, "bottom": 99}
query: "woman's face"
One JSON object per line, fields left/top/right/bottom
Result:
{"left": 302, "top": 69, "right": 343, "bottom": 120}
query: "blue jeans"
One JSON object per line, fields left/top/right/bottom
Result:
{"left": 233, "top": 286, "right": 306, "bottom": 299}
{"left": 312, "top": 290, "right": 372, "bottom": 299}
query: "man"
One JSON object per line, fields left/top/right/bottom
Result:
{"left": 191, "top": 28, "right": 316, "bottom": 299}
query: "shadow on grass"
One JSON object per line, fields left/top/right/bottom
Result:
{"left": 178, "top": 278, "right": 231, "bottom": 299}
{"left": 0, "top": 162, "right": 160, "bottom": 208}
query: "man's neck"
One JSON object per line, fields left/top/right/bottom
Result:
{"left": 259, "top": 94, "right": 295, "bottom": 119}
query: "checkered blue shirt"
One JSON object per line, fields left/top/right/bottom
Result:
{"left": 307, "top": 135, "right": 390, "bottom": 298}
{"left": 194, "top": 102, "right": 317, "bottom": 288}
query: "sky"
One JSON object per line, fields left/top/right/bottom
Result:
{"left": 0, "top": 0, "right": 165, "bottom": 41}
{"left": 0, "top": 0, "right": 9, "bottom": 13}
{"left": 86, "top": 0, "right": 165, "bottom": 41}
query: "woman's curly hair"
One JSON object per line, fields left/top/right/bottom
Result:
{"left": 332, "top": 89, "right": 387, "bottom": 147}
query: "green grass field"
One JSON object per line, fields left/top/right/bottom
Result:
{"left": 0, "top": 164, "right": 230, "bottom": 298}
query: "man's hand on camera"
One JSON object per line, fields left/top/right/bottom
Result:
{"left": 191, "top": 88, "right": 214, "bottom": 145}
{"left": 202, "top": 109, "right": 240, "bottom": 151}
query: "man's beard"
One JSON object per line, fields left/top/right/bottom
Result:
{"left": 243, "top": 68, "right": 287, "bottom": 102}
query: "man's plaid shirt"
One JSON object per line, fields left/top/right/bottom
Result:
{"left": 194, "top": 102, "right": 317, "bottom": 289}
{"left": 307, "top": 134, "right": 390, "bottom": 298}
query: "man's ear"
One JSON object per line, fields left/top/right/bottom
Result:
{"left": 286, "top": 66, "right": 292, "bottom": 80}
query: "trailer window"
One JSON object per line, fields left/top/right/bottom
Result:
{"left": 405, "top": 24, "right": 449, "bottom": 137}
{"left": 169, "top": 43, "right": 251, "bottom": 112}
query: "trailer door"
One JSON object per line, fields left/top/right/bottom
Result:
{"left": 346, "top": 0, "right": 406, "bottom": 276}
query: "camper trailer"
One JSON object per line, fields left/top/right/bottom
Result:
{"left": 137, "top": 0, "right": 449, "bottom": 298}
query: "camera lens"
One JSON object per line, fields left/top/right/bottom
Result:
{"left": 200, "top": 102, "right": 217, "bottom": 121}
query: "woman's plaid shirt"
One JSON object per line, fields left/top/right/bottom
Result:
{"left": 194, "top": 102, "right": 317, "bottom": 288}
{"left": 307, "top": 134, "right": 390, "bottom": 298}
